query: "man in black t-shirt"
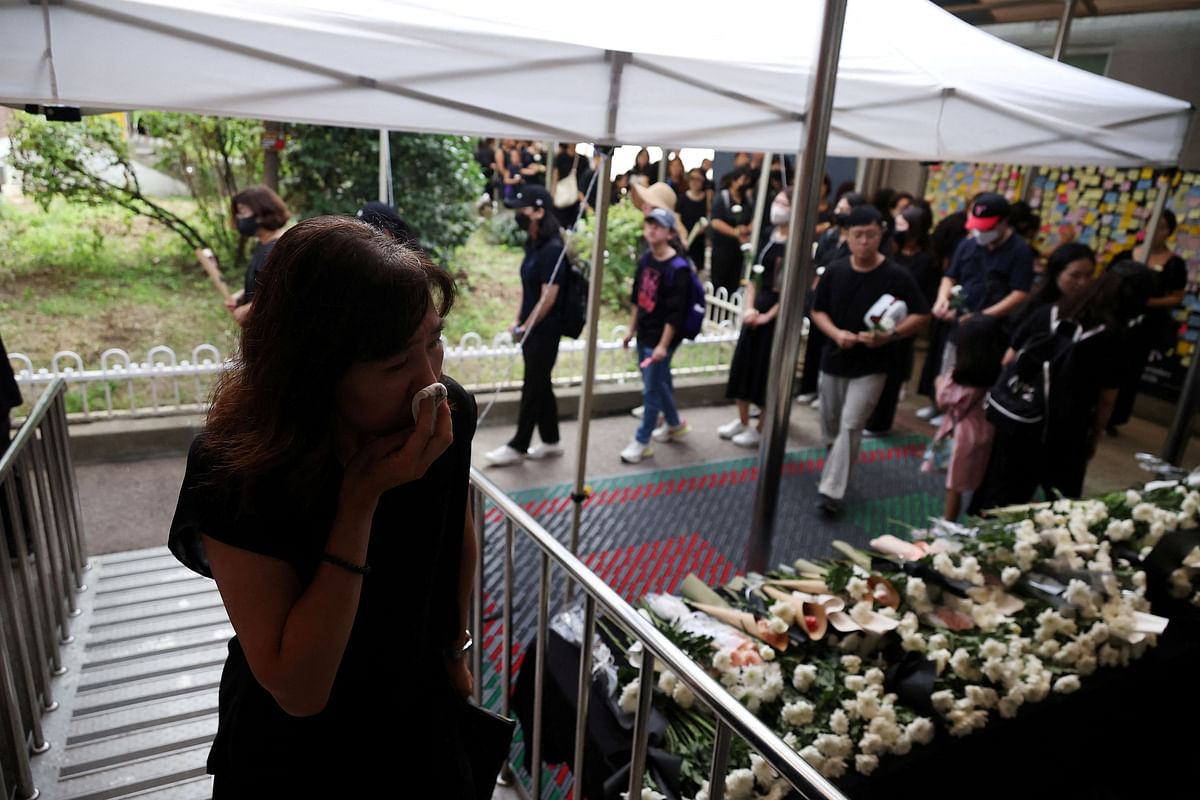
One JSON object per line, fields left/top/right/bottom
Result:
{"left": 810, "top": 207, "right": 931, "bottom": 517}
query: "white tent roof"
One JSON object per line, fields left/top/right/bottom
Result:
{"left": 0, "top": 0, "right": 1191, "bottom": 166}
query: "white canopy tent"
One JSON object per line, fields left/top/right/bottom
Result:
{"left": 0, "top": 0, "right": 1191, "bottom": 165}
{"left": 2, "top": 3, "right": 1194, "bottom": 797}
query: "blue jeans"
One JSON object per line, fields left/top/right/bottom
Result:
{"left": 636, "top": 343, "right": 680, "bottom": 444}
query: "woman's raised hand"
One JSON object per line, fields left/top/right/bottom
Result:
{"left": 341, "top": 395, "right": 454, "bottom": 505}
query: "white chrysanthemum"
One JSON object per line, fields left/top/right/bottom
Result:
{"left": 855, "top": 753, "right": 880, "bottom": 776}
{"left": 1104, "top": 519, "right": 1134, "bottom": 542}
{"left": 931, "top": 690, "right": 955, "bottom": 714}
{"left": 1034, "top": 509, "right": 1057, "bottom": 528}
{"left": 767, "top": 615, "right": 790, "bottom": 634}
{"left": 724, "top": 768, "right": 754, "bottom": 800}
{"left": 1001, "top": 566, "right": 1022, "bottom": 587}
{"left": 672, "top": 681, "right": 695, "bottom": 709}
{"left": 864, "top": 667, "right": 885, "bottom": 686}
{"left": 750, "top": 753, "right": 778, "bottom": 789}
{"left": 906, "top": 717, "right": 935, "bottom": 745}
{"left": 998, "top": 697, "right": 1021, "bottom": 718}
{"left": 840, "top": 654, "right": 862, "bottom": 674}
{"left": 1056, "top": 641, "right": 1082, "bottom": 665}
{"left": 759, "top": 644, "right": 777, "bottom": 661}
{"left": 959, "top": 556, "right": 985, "bottom": 586}
{"left": 781, "top": 699, "right": 815, "bottom": 727}
{"left": 854, "top": 691, "right": 882, "bottom": 722}
{"left": 798, "top": 745, "right": 825, "bottom": 771}
{"left": 657, "top": 670, "right": 678, "bottom": 696}
{"left": 966, "top": 685, "right": 998, "bottom": 709}
{"left": 846, "top": 576, "right": 870, "bottom": 601}
{"left": 819, "top": 756, "right": 847, "bottom": 779}
{"left": 792, "top": 663, "right": 818, "bottom": 692}
{"left": 1131, "top": 503, "right": 1156, "bottom": 523}
{"left": 850, "top": 601, "right": 877, "bottom": 628}
{"left": 1125, "top": 489, "right": 1142, "bottom": 507}
{"left": 950, "top": 648, "right": 979, "bottom": 680}
{"left": 1053, "top": 675, "right": 1081, "bottom": 694}
{"left": 618, "top": 682, "right": 640, "bottom": 714}
{"left": 858, "top": 731, "right": 886, "bottom": 756}
{"left": 1014, "top": 540, "right": 1038, "bottom": 571}
{"left": 927, "top": 633, "right": 949, "bottom": 651}
{"left": 1169, "top": 568, "right": 1194, "bottom": 599}
{"left": 844, "top": 674, "right": 866, "bottom": 693}
{"left": 979, "top": 638, "right": 1007, "bottom": 660}
{"left": 1098, "top": 643, "right": 1123, "bottom": 669}
{"left": 906, "top": 576, "right": 928, "bottom": 601}
{"left": 897, "top": 611, "right": 920, "bottom": 636}
{"left": 933, "top": 552, "right": 956, "bottom": 577}
{"left": 1076, "top": 655, "right": 1098, "bottom": 676}
{"left": 901, "top": 632, "right": 927, "bottom": 653}
{"left": 928, "top": 648, "right": 951, "bottom": 675}
{"left": 830, "top": 709, "right": 850, "bottom": 735}
{"left": 712, "top": 649, "right": 733, "bottom": 671}
{"left": 761, "top": 665, "right": 785, "bottom": 702}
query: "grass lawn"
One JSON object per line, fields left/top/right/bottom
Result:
{"left": 1, "top": 199, "right": 629, "bottom": 369}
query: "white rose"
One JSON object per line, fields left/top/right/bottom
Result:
{"left": 618, "top": 682, "right": 640, "bottom": 714}
{"left": 781, "top": 699, "right": 815, "bottom": 727}
{"left": 724, "top": 768, "right": 755, "bottom": 800}
{"left": 855, "top": 754, "right": 880, "bottom": 776}
{"left": 792, "top": 664, "right": 818, "bottom": 692}
{"left": 1053, "top": 675, "right": 1081, "bottom": 694}
{"left": 906, "top": 717, "right": 936, "bottom": 745}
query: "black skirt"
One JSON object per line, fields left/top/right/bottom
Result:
{"left": 726, "top": 319, "right": 776, "bottom": 407}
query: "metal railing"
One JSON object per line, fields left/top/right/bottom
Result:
{"left": 467, "top": 468, "right": 846, "bottom": 800}
{"left": 1, "top": 380, "right": 88, "bottom": 800}
{"left": 9, "top": 291, "right": 744, "bottom": 423}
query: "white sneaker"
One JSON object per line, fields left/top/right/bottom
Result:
{"left": 915, "top": 406, "right": 938, "bottom": 420}
{"left": 796, "top": 393, "right": 817, "bottom": 404}
{"left": 928, "top": 414, "right": 945, "bottom": 427}
{"left": 620, "top": 439, "right": 653, "bottom": 464}
{"left": 749, "top": 406, "right": 761, "bottom": 419}
{"left": 732, "top": 428, "right": 762, "bottom": 448}
{"left": 631, "top": 405, "right": 645, "bottom": 419}
{"left": 652, "top": 421, "right": 691, "bottom": 443}
{"left": 526, "top": 442, "right": 563, "bottom": 460}
{"left": 718, "top": 419, "right": 748, "bottom": 439}
{"left": 485, "top": 444, "right": 523, "bottom": 467}
{"left": 810, "top": 397, "right": 821, "bottom": 409}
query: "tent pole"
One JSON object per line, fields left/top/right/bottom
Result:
{"left": 746, "top": 153, "right": 775, "bottom": 284}
{"left": 746, "top": 0, "right": 849, "bottom": 572}
{"left": 569, "top": 147, "right": 612, "bottom": 571}
{"left": 378, "top": 129, "right": 389, "bottom": 203}
{"left": 1052, "top": 0, "right": 1076, "bottom": 63}
{"left": 658, "top": 146, "right": 669, "bottom": 183}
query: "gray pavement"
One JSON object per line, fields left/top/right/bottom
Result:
{"left": 74, "top": 390, "right": 1198, "bottom": 556}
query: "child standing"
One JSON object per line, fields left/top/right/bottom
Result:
{"left": 620, "top": 207, "right": 692, "bottom": 464}
{"left": 931, "top": 316, "right": 1005, "bottom": 520}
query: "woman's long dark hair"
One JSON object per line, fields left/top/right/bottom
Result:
{"left": 951, "top": 316, "right": 1006, "bottom": 388}
{"left": 1058, "top": 260, "right": 1150, "bottom": 334}
{"left": 1027, "top": 242, "right": 1096, "bottom": 308}
{"left": 206, "top": 216, "right": 455, "bottom": 489}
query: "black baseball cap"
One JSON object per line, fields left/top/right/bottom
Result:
{"left": 356, "top": 202, "right": 417, "bottom": 245}
{"left": 503, "top": 185, "right": 553, "bottom": 210}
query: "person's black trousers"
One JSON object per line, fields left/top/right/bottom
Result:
{"left": 508, "top": 333, "right": 560, "bottom": 453}
{"left": 969, "top": 429, "right": 1088, "bottom": 515}
{"left": 866, "top": 340, "right": 914, "bottom": 433}
{"left": 1109, "top": 328, "right": 1153, "bottom": 428}
{"left": 798, "top": 322, "right": 826, "bottom": 397}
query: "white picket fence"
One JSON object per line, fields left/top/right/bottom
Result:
{"left": 10, "top": 287, "right": 745, "bottom": 423}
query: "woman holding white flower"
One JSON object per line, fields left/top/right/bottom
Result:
{"left": 168, "top": 217, "right": 489, "bottom": 796}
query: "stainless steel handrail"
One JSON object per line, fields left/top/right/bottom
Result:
{"left": 1, "top": 379, "right": 88, "bottom": 800}
{"left": 469, "top": 467, "right": 847, "bottom": 800}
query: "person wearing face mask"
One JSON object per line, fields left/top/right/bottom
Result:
{"left": 168, "top": 217, "right": 498, "bottom": 796}
{"left": 719, "top": 191, "right": 789, "bottom": 447}
{"left": 708, "top": 165, "right": 756, "bottom": 295}
{"left": 486, "top": 185, "right": 568, "bottom": 467}
{"left": 932, "top": 193, "right": 1034, "bottom": 330}
{"left": 810, "top": 206, "right": 931, "bottom": 518}
{"left": 226, "top": 185, "right": 290, "bottom": 327}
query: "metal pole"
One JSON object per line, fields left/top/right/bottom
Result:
{"left": 746, "top": 153, "right": 775, "bottom": 284}
{"left": 746, "top": 0, "right": 848, "bottom": 572}
{"left": 568, "top": 146, "right": 614, "bottom": 586}
{"left": 571, "top": 595, "right": 596, "bottom": 795}
{"left": 657, "top": 146, "right": 669, "bottom": 183}
{"left": 1164, "top": 347, "right": 1200, "bottom": 466}
{"left": 708, "top": 720, "right": 733, "bottom": 800}
{"left": 0, "top": 598, "right": 37, "bottom": 800}
{"left": 502, "top": 518, "right": 514, "bottom": 720}
{"left": 626, "top": 646, "right": 656, "bottom": 800}
{"left": 378, "top": 129, "right": 390, "bottom": 204}
{"left": 470, "top": 486, "right": 484, "bottom": 707}
{"left": 530, "top": 551, "right": 551, "bottom": 799}
{"left": 1052, "top": 0, "right": 1076, "bottom": 63}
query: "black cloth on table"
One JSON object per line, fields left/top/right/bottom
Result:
{"left": 167, "top": 377, "right": 481, "bottom": 796}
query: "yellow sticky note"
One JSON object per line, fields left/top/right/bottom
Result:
{"left": 1084, "top": 211, "right": 1096, "bottom": 225}
{"left": 1141, "top": 167, "right": 1154, "bottom": 179}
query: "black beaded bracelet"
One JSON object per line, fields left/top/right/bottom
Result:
{"left": 321, "top": 552, "right": 371, "bottom": 575}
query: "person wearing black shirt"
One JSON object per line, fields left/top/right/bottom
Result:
{"left": 551, "top": 144, "right": 590, "bottom": 229}
{"left": 1107, "top": 208, "right": 1188, "bottom": 433}
{"left": 677, "top": 168, "right": 711, "bottom": 268}
{"left": 719, "top": 192, "right": 788, "bottom": 448}
{"left": 620, "top": 208, "right": 693, "bottom": 464}
{"left": 168, "top": 216, "right": 489, "bottom": 796}
{"left": 811, "top": 206, "right": 930, "bottom": 517}
{"left": 486, "top": 186, "right": 568, "bottom": 467}
{"left": 709, "top": 166, "right": 755, "bottom": 295}
{"left": 866, "top": 204, "right": 937, "bottom": 434}
{"left": 226, "top": 185, "right": 289, "bottom": 327}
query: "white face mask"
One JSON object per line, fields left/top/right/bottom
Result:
{"left": 769, "top": 202, "right": 790, "bottom": 226}
{"left": 972, "top": 228, "right": 1001, "bottom": 246}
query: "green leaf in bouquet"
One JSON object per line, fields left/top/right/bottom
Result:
{"left": 824, "top": 561, "right": 854, "bottom": 595}
{"left": 831, "top": 539, "right": 873, "bottom": 571}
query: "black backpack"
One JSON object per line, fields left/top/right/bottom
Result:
{"left": 557, "top": 258, "right": 588, "bottom": 339}
{"left": 984, "top": 309, "right": 1101, "bottom": 437}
